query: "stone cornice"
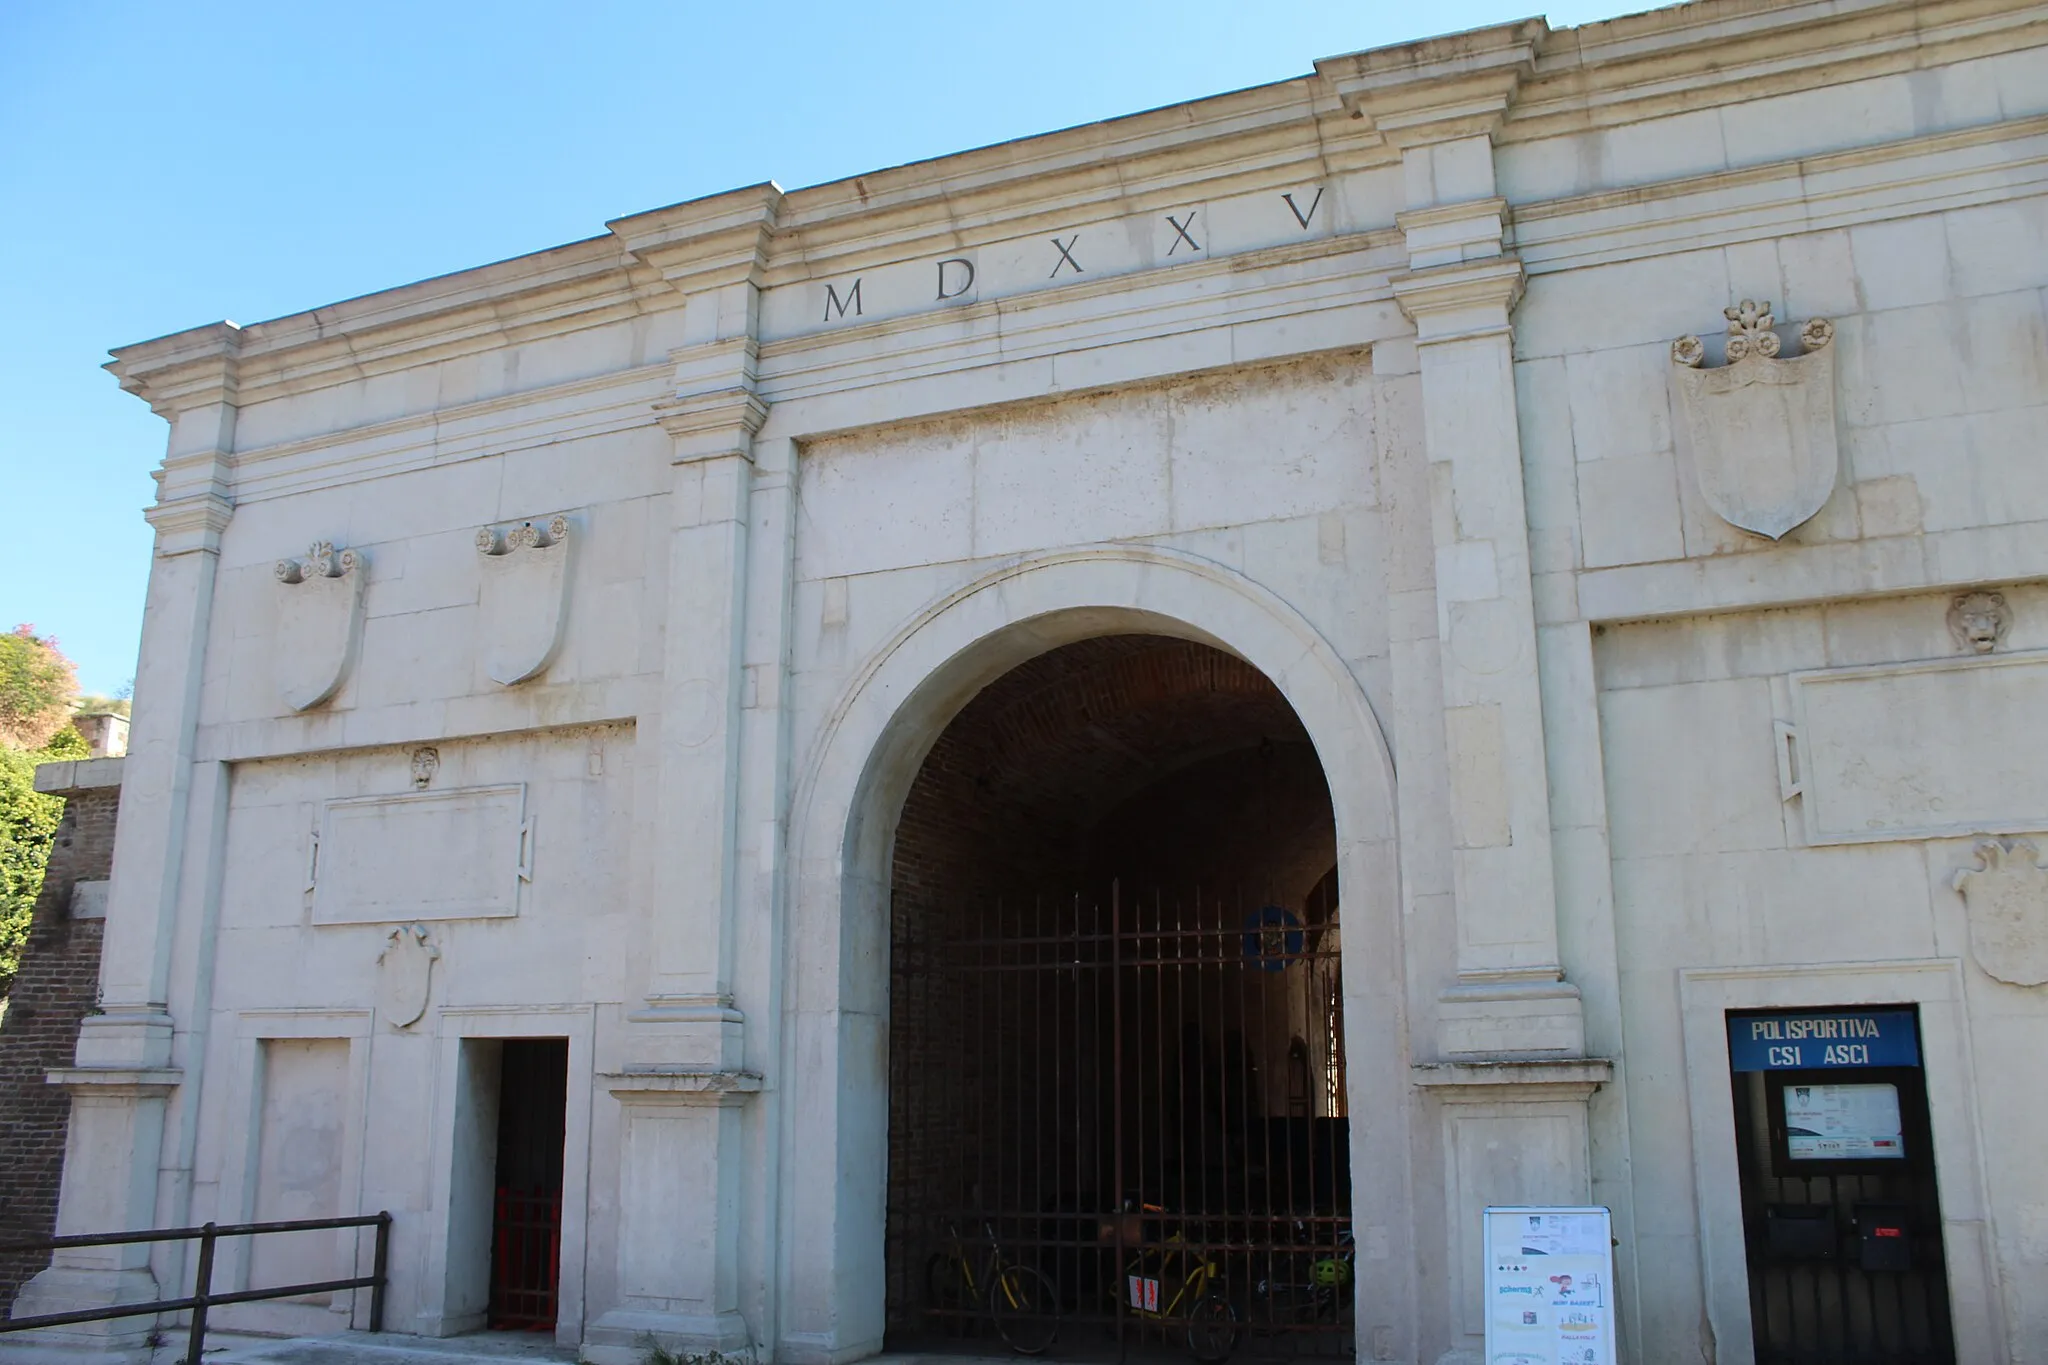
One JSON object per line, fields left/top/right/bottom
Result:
{"left": 655, "top": 336, "right": 768, "bottom": 463}
{"left": 602, "top": 1068, "right": 763, "bottom": 1105}
{"left": 657, "top": 391, "right": 770, "bottom": 464}
{"left": 1389, "top": 256, "right": 1526, "bottom": 342}
{"left": 46, "top": 1067, "right": 184, "bottom": 1095}
{"left": 1315, "top": 19, "right": 1547, "bottom": 149}
{"left": 105, "top": 321, "right": 242, "bottom": 420}
{"left": 1396, "top": 197, "right": 1510, "bottom": 269}
{"left": 33, "top": 757, "right": 125, "bottom": 795}
{"left": 1508, "top": 0, "right": 2048, "bottom": 141}
{"left": 98, "top": 0, "right": 2048, "bottom": 422}
{"left": 609, "top": 183, "right": 784, "bottom": 296}
{"left": 107, "top": 239, "right": 667, "bottom": 420}
{"left": 1410, "top": 1059, "right": 1613, "bottom": 1097}
{"left": 143, "top": 491, "right": 235, "bottom": 557}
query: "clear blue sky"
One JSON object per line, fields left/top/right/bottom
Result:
{"left": 1, "top": 0, "right": 1644, "bottom": 697}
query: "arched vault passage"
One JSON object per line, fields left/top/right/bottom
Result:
{"left": 774, "top": 545, "right": 1411, "bottom": 1364}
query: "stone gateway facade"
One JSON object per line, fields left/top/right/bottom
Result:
{"left": 10, "top": 3, "right": 2048, "bottom": 1363}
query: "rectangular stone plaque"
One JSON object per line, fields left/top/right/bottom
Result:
{"left": 1788, "top": 652, "right": 2048, "bottom": 844}
{"left": 310, "top": 783, "right": 528, "bottom": 924}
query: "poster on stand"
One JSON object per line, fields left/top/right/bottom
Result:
{"left": 1482, "top": 1206, "right": 1615, "bottom": 1365}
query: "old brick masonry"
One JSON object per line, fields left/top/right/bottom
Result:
{"left": 0, "top": 763, "right": 119, "bottom": 1311}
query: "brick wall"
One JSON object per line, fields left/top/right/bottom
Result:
{"left": 0, "top": 769, "right": 119, "bottom": 1311}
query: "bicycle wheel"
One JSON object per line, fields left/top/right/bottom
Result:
{"left": 925, "top": 1251, "right": 971, "bottom": 1336}
{"left": 1185, "top": 1291, "right": 1240, "bottom": 1364}
{"left": 989, "top": 1263, "right": 1060, "bottom": 1355}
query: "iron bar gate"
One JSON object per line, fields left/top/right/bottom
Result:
{"left": 888, "top": 882, "right": 1352, "bottom": 1360}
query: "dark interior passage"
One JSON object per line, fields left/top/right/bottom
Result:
{"left": 488, "top": 1038, "right": 568, "bottom": 1333}
{"left": 887, "top": 636, "right": 1353, "bottom": 1358}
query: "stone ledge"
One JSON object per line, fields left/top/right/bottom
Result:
{"left": 601, "top": 1069, "right": 763, "bottom": 1099}
{"left": 1410, "top": 1058, "right": 1614, "bottom": 1093}
{"left": 44, "top": 1068, "right": 182, "bottom": 1095}
{"left": 32, "top": 758, "right": 125, "bottom": 795}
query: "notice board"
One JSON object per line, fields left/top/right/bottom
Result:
{"left": 1482, "top": 1206, "right": 1615, "bottom": 1365}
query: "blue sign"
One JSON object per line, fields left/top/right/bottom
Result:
{"left": 1726, "top": 1010, "right": 1920, "bottom": 1072}
{"left": 1241, "top": 906, "right": 1305, "bottom": 972}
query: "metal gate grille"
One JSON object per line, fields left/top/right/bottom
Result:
{"left": 1730, "top": 1062, "right": 1954, "bottom": 1365}
{"left": 888, "top": 883, "right": 1352, "bottom": 1359}
{"left": 489, "top": 1038, "right": 567, "bottom": 1333}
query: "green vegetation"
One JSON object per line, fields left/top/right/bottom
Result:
{"left": 0, "top": 626, "right": 85, "bottom": 995}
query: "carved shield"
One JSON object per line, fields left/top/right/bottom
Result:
{"left": 376, "top": 923, "right": 440, "bottom": 1029}
{"left": 1953, "top": 841, "right": 2048, "bottom": 987}
{"left": 1671, "top": 306, "right": 1840, "bottom": 540}
{"left": 477, "top": 516, "right": 572, "bottom": 686}
{"left": 274, "top": 543, "right": 366, "bottom": 711}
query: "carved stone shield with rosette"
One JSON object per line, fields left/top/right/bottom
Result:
{"left": 476, "top": 515, "right": 573, "bottom": 686}
{"left": 1953, "top": 840, "right": 2048, "bottom": 987}
{"left": 1671, "top": 301, "right": 1839, "bottom": 540}
{"left": 274, "top": 541, "right": 366, "bottom": 711}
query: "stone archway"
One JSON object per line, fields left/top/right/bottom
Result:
{"left": 774, "top": 546, "right": 1411, "bottom": 1364}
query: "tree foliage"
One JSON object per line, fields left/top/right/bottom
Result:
{"left": 0, "top": 626, "right": 80, "bottom": 749}
{"left": 0, "top": 627, "right": 83, "bottom": 995}
{"left": 0, "top": 729, "right": 86, "bottom": 995}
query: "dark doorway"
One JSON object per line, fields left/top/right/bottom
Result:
{"left": 488, "top": 1038, "right": 568, "bottom": 1332}
{"left": 886, "top": 637, "right": 1352, "bottom": 1360}
{"left": 1727, "top": 1007, "right": 1955, "bottom": 1365}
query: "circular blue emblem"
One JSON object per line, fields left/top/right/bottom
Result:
{"left": 1241, "top": 905, "right": 1304, "bottom": 971}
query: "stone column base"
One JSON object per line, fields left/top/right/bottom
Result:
{"left": 583, "top": 1307, "right": 753, "bottom": 1365}
{"left": 0, "top": 1266, "right": 164, "bottom": 1365}
{"left": 585, "top": 1070, "right": 763, "bottom": 1365}
{"left": 1414, "top": 1059, "right": 1613, "bottom": 1365}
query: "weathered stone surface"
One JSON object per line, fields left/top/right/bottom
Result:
{"left": 15, "top": 6, "right": 2048, "bottom": 1365}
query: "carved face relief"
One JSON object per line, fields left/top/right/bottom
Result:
{"left": 411, "top": 746, "right": 441, "bottom": 789}
{"left": 1953, "top": 841, "right": 2048, "bottom": 987}
{"left": 1947, "top": 591, "right": 2010, "bottom": 654}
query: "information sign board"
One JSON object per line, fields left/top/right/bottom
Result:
{"left": 1784, "top": 1080, "right": 1905, "bottom": 1160}
{"left": 1725, "top": 1009, "right": 1919, "bottom": 1071}
{"left": 1482, "top": 1206, "right": 1614, "bottom": 1365}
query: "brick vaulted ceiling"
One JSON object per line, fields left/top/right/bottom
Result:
{"left": 892, "top": 635, "right": 1335, "bottom": 912}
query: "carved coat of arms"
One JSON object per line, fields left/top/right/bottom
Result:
{"left": 1671, "top": 301, "right": 1839, "bottom": 540}
{"left": 274, "top": 541, "right": 366, "bottom": 711}
{"left": 376, "top": 923, "right": 441, "bottom": 1029}
{"left": 476, "top": 515, "right": 573, "bottom": 686}
{"left": 1953, "top": 840, "right": 2048, "bottom": 987}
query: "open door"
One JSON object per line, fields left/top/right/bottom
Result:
{"left": 488, "top": 1038, "right": 568, "bottom": 1332}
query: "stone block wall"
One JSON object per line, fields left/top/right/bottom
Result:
{"left": 0, "top": 772, "right": 119, "bottom": 1311}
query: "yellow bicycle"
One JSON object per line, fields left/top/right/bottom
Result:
{"left": 924, "top": 1220, "right": 1060, "bottom": 1355}
{"left": 1115, "top": 1231, "right": 1240, "bottom": 1363}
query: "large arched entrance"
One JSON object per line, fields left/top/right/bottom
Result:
{"left": 884, "top": 634, "right": 1353, "bottom": 1358}
{"left": 776, "top": 548, "right": 1411, "bottom": 1365}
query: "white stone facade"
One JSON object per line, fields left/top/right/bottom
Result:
{"left": 11, "top": 3, "right": 2048, "bottom": 1363}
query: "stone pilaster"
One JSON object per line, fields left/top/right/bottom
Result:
{"left": 583, "top": 190, "right": 781, "bottom": 1361}
{"left": 1345, "top": 45, "right": 1611, "bottom": 1362}
{"left": 1386, "top": 165, "right": 1584, "bottom": 1062}
{"left": 1393, "top": 236, "right": 1583, "bottom": 1059}
{"left": 5, "top": 328, "right": 240, "bottom": 1360}
{"left": 609, "top": 187, "right": 782, "bottom": 1073}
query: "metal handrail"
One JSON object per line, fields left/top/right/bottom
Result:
{"left": 0, "top": 1211, "right": 391, "bottom": 1365}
